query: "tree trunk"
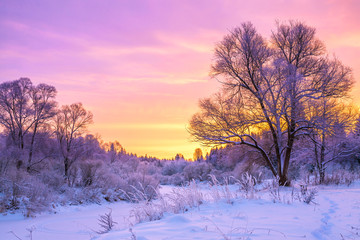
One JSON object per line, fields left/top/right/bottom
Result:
{"left": 27, "top": 124, "right": 38, "bottom": 172}
{"left": 64, "top": 157, "right": 69, "bottom": 179}
{"left": 319, "top": 168, "right": 325, "bottom": 184}
{"left": 279, "top": 174, "right": 290, "bottom": 186}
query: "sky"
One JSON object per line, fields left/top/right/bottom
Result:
{"left": 1, "top": 0, "right": 360, "bottom": 159}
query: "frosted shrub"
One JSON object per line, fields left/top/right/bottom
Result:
{"left": 23, "top": 177, "right": 54, "bottom": 217}
{"left": 119, "top": 173, "right": 159, "bottom": 202}
{"left": 131, "top": 180, "right": 204, "bottom": 224}
{"left": 0, "top": 170, "right": 54, "bottom": 216}
{"left": 237, "top": 172, "right": 259, "bottom": 198}
{"left": 232, "top": 162, "right": 265, "bottom": 180}
{"left": 166, "top": 180, "right": 204, "bottom": 213}
{"left": 209, "top": 175, "right": 237, "bottom": 204}
{"left": 38, "top": 169, "right": 64, "bottom": 192}
{"left": 322, "top": 170, "right": 358, "bottom": 186}
{"left": 79, "top": 160, "right": 102, "bottom": 187}
{"left": 161, "top": 160, "right": 187, "bottom": 176}
{"left": 131, "top": 200, "right": 165, "bottom": 223}
{"left": 183, "top": 161, "right": 212, "bottom": 182}
{"left": 266, "top": 179, "right": 283, "bottom": 203}
{"left": 119, "top": 157, "right": 140, "bottom": 173}
{"left": 298, "top": 185, "right": 318, "bottom": 204}
{"left": 160, "top": 173, "right": 185, "bottom": 186}
{"left": 0, "top": 177, "right": 18, "bottom": 212}
{"left": 96, "top": 209, "right": 117, "bottom": 234}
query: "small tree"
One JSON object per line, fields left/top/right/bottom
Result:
{"left": 54, "top": 103, "right": 93, "bottom": 180}
{"left": 307, "top": 99, "right": 358, "bottom": 183}
{"left": 175, "top": 153, "right": 184, "bottom": 160}
{"left": 193, "top": 148, "right": 204, "bottom": 161}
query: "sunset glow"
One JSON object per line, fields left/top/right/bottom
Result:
{"left": 1, "top": 0, "right": 359, "bottom": 159}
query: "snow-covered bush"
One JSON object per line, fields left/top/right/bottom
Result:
{"left": 38, "top": 168, "right": 64, "bottom": 192}
{"left": 237, "top": 172, "right": 259, "bottom": 199}
{"left": 298, "top": 185, "right": 318, "bottom": 204}
{"left": 166, "top": 180, "right": 204, "bottom": 213}
{"left": 209, "top": 175, "right": 237, "bottom": 204}
{"left": 119, "top": 173, "right": 159, "bottom": 202}
{"left": 96, "top": 209, "right": 117, "bottom": 234}
{"left": 161, "top": 160, "right": 187, "bottom": 176}
{"left": 22, "top": 177, "right": 55, "bottom": 217}
{"left": 321, "top": 169, "right": 358, "bottom": 186}
{"left": 131, "top": 180, "right": 204, "bottom": 224}
{"left": 160, "top": 173, "right": 185, "bottom": 186}
{"left": 183, "top": 161, "right": 212, "bottom": 182}
{"left": 0, "top": 169, "right": 54, "bottom": 216}
{"left": 78, "top": 160, "right": 102, "bottom": 187}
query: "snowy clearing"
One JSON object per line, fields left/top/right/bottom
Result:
{"left": 1, "top": 183, "right": 360, "bottom": 240}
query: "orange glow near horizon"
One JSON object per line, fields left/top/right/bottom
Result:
{"left": 1, "top": 0, "right": 360, "bottom": 159}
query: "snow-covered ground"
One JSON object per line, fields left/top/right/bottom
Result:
{"left": 1, "top": 183, "right": 360, "bottom": 240}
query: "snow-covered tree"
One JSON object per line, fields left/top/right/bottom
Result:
{"left": 54, "top": 103, "right": 93, "bottom": 180}
{"left": 189, "top": 21, "right": 353, "bottom": 185}
{"left": 0, "top": 78, "right": 57, "bottom": 171}
{"left": 307, "top": 99, "right": 358, "bottom": 182}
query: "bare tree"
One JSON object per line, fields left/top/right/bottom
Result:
{"left": 0, "top": 78, "right": 57, "bottom": 171}
{"left": 189, "top": 21, "right": 353, "bottom": 185}
{"left": 0, "top": 78, "right": 32, "bottom": 149}
{"left": 54, "top": 103, "right": 93, "bottom": 179}
{"left": 27, "top": 83, "right": 57, "bottom": 171}
{"left": 307, "top": 99, "right": 358, "bottom": 183}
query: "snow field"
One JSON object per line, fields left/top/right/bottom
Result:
{"left": 1, "top": 182, "right": 360, "bottom": 240}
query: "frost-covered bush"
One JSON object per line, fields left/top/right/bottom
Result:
{"left": 237, "top": 172, "right": 259, "bottom": 198}
{"left": 298, "top": 184, "right": 318, "bottom": 204}
{"left": 161, "top": 160, "right": 187, "bottom": 176}
{"left": 60, "top": 186, "right": 102, "bottom": 205}
{"left": 38, "top": 168, "right": 65, "bottom": 192}
{"left": 131, "top": 180, "right": 204, "bottom": 224}
{"left": 0, "top": 146, "right": 22, "bottom": 175}
{"left": 160, "top": 173, "right": 185, "bottom": 186}
{"left": 78, "top": 160, "right": 102, "bottom": 187}
{"left": 96, "top": 209, "right": 117, "bottom": 234}
{"left": 0, "top": 169, "right": 54, "bottom": 216}
{"left": 321, "top": 169, "right": 358, "bottom": 186}
{"left": 232, "top": 162, "right": 266, "bottom": 184}
{"left": 168, "top": 181, "right": 204, "bottom": 213}
{"left": 22, "top": 177, "right": 55, "bottom": 217}
{"left": 119, "top": 173, "right": 159, "bottom": 202}
{"left": 209, "top": 175, "right": 238, "bottom": 203}
{"left": 183, "top": 161, "right": 212, "bottom": 182}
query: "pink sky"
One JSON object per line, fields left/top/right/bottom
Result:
{"left": 1, "top": 0, "right": 360, "bottom": 159}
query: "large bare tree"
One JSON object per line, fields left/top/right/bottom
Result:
{"left": 189, "top": 21, "right": 353, "bottom": 185}
{"left": 54, "top": 103, "right": 93, "bottom": 179}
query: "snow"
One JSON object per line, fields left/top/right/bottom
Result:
{"left": 0, "top": 202, "right": 134, "bottom": 240}
{"left": 1, "top": 183, "right": 360, "bottom": 240}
